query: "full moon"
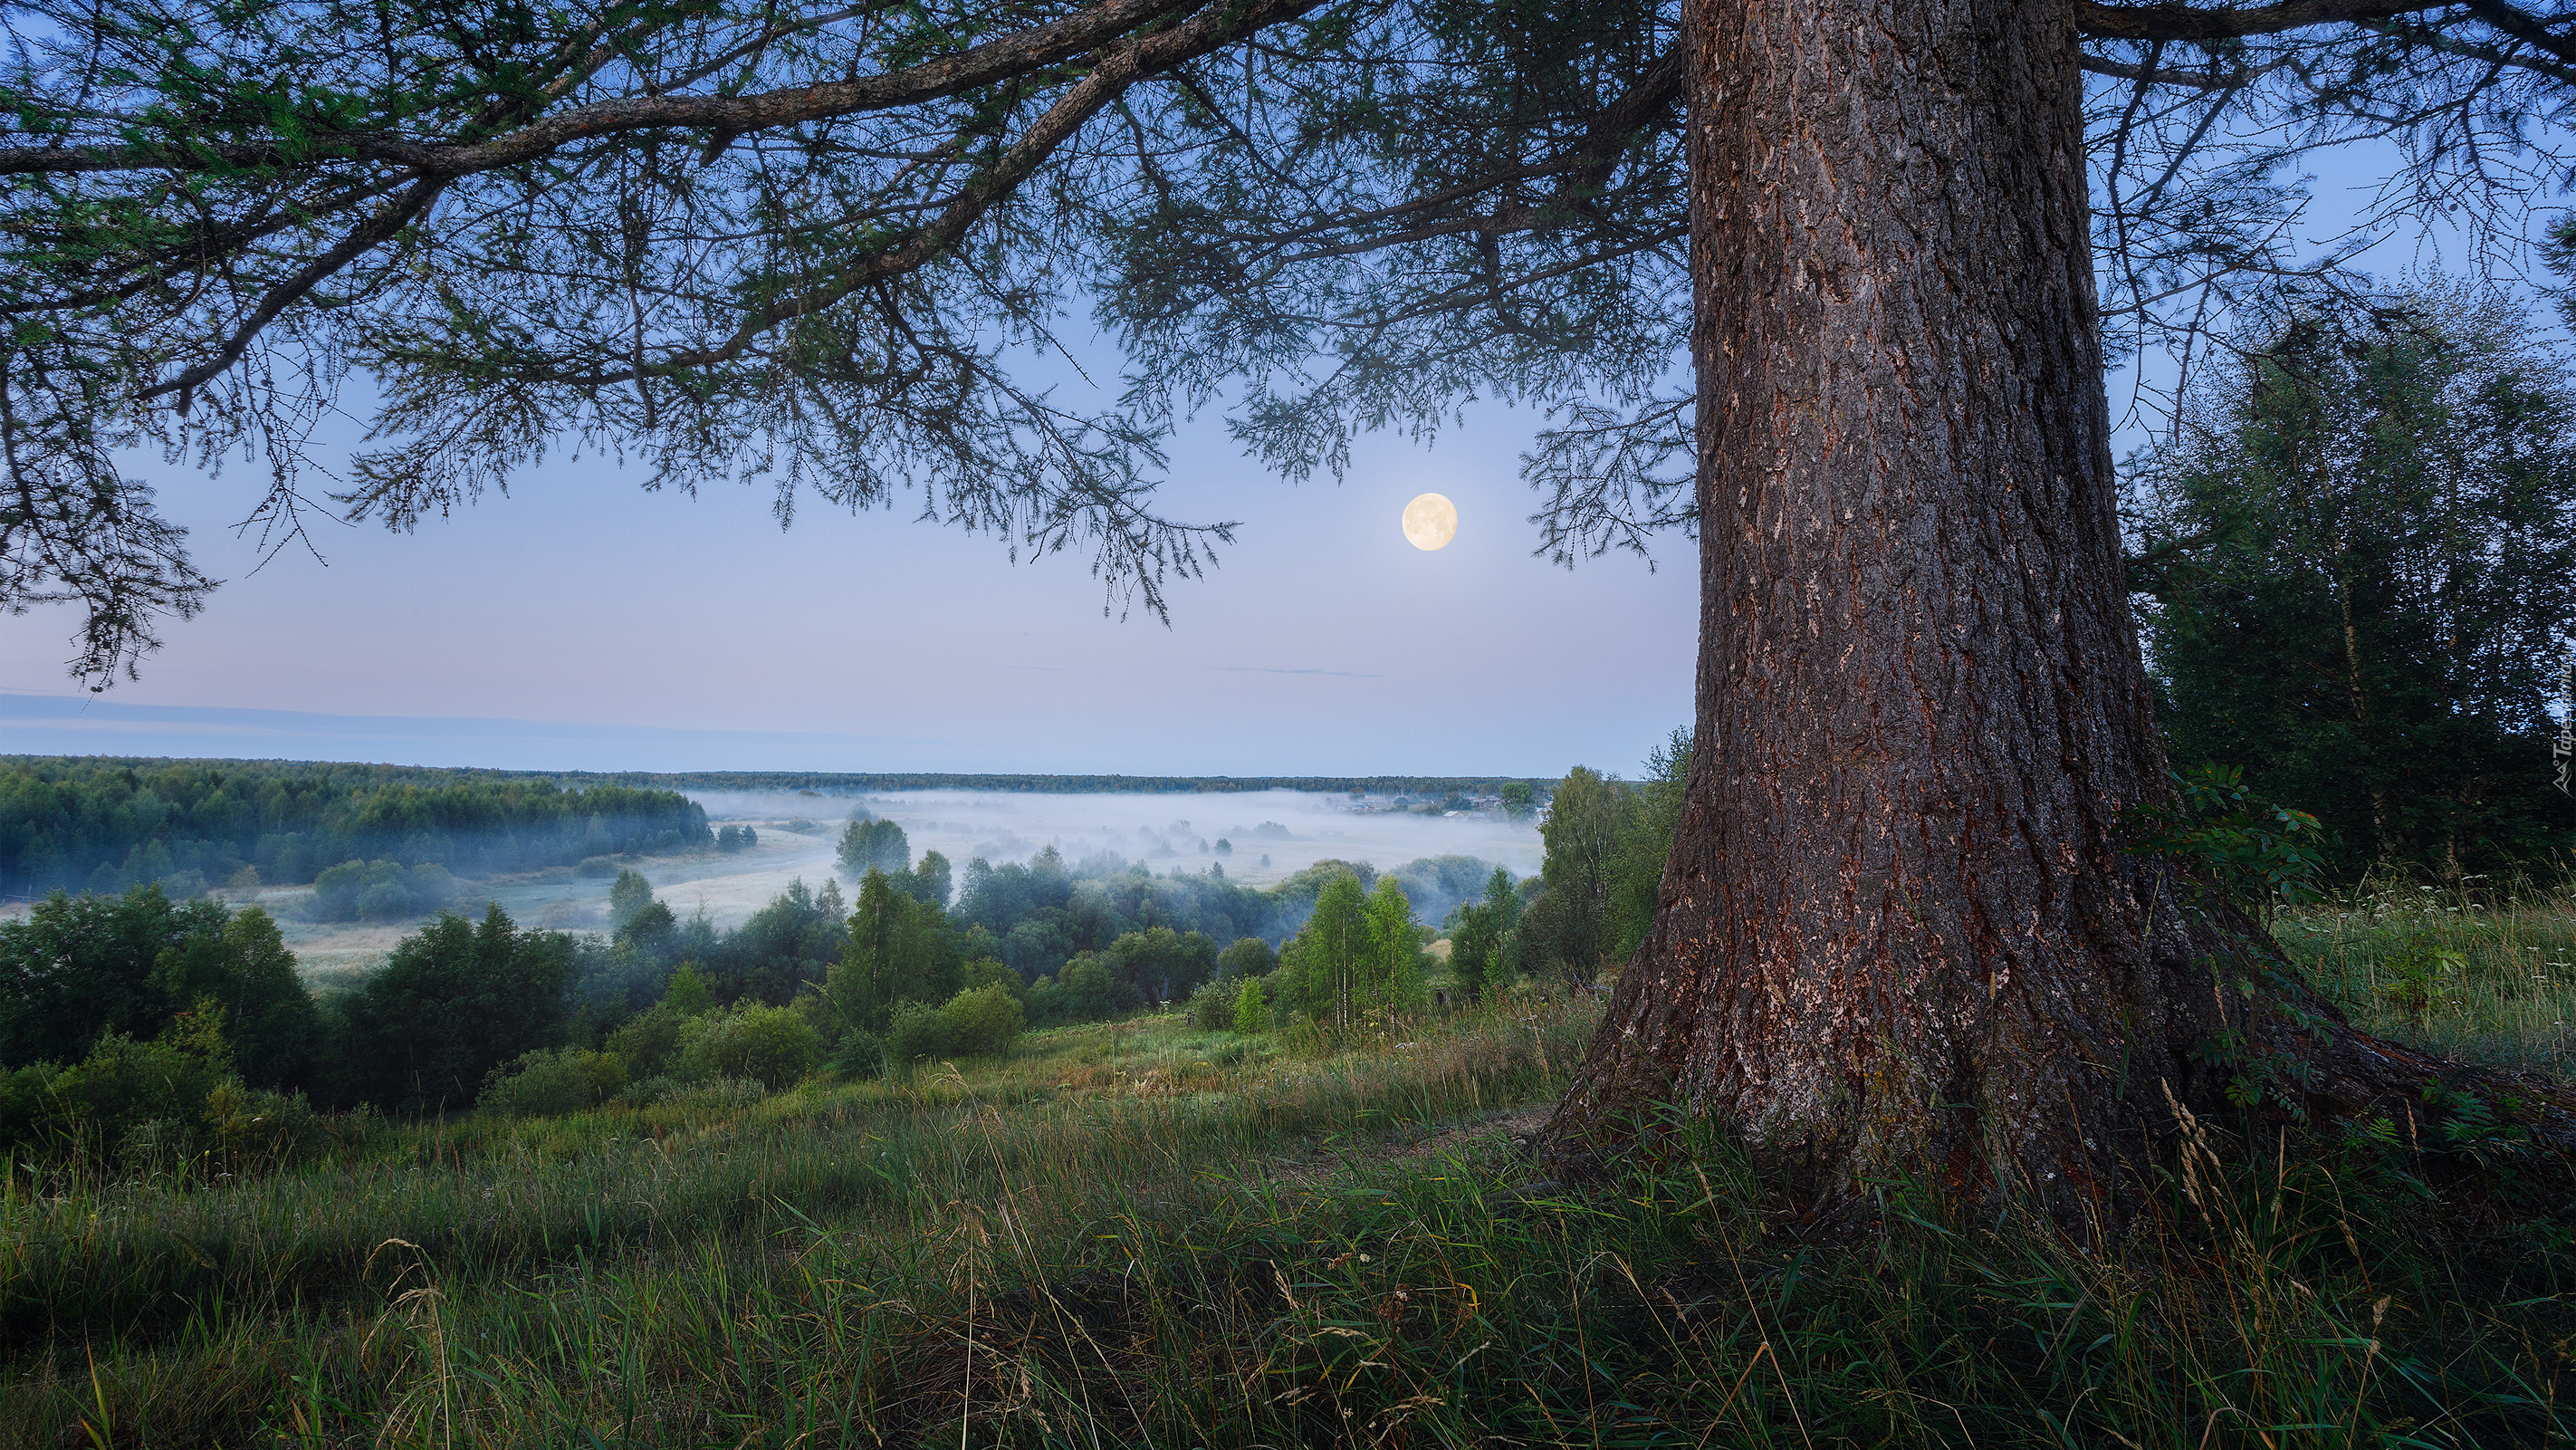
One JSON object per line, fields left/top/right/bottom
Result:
{"left": 1402, "top": 492, "right": 1459, "bottom": 551}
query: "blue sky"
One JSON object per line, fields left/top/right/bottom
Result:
{"left": 0, "top": 380, "right": 1703, "bottom": 777}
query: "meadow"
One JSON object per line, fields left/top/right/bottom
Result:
{"left": 6, "top": 881, "right": 2576, "bottom": 1448}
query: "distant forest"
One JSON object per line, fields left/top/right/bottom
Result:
{"left": 569, "top": 769, "right": 1552, "bottom": 796}
{"left": 0, "top": 755, "right": 1546, "bottom": 901}
{"left": 0, "top": 758, "right": 710, "bottom": 898}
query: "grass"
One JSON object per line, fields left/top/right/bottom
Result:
{"left": 2273, "top": 871, "right": 2576, "bottom": 1075}
{"left": 5, "top": 894, "right": 2576, "bottom": 1446}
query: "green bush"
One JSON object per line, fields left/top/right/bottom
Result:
{"left": 1023, "top": 974, "right": 1064, "bottom": 1025}
{"left": 311, "top": 859, "right": 459, "bottom": 923}
{"left": 660, "top": 964, "right": 714, "bottom": 1016}
{"left": 605, "top": 1005, "right": 687, "bottom": 1079}
{"left": 959, "top": 955, "right": 1025, "bottom": 999}
{"left": 575, "top": 856, "right": 621, "bottom": 879}
{"left": 1233, "top": 977, "right": 1269, "bottom": 1035}
{"left": 827, "top": 1031, "right": 884, "bottom": 1080}
{"left": 1188, "top": 977, "right": 1241, "bottom": 1032}
{"left": 478, "top": 1047, "right": 626, "bottom": 1118}
{"left": 940, "top": 984, "right": 1026, "bottom": 1057}
{"left": 619, "top": 1074, "right": 680, "bottom": 1107}
{"left": 674, "top": 1005, "right": 821, "bottom": 1091}
{"left": 884, "top": 1001, "right": 953, "bottom": 1065}
{"left": 47, "top": 1006, "right": 233, "bottom": 1159}
{"left": 1217, "top": 936, "right": 1278, "bottom": 980}
{"left": 1061, "top": 955, "right": 1120, "bottom": 1020}
{"left": 0, "top": 1062, "right": 64, "bottom": 1154}
{"left": 2125, "top": 764, "right": 2328, "bottom": 916}
{"left": 199, "top": 1081, "right": 323, "bottom": 1171}
{"left": 790, "top": 991, "right": 845, "bottom": 1051}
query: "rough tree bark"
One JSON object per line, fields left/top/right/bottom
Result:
{"left": 1544, "top": 0, "right": 2563, "bottom": 1215}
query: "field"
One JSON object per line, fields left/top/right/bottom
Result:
{"left": 6, "top": 885, "right": 2576, "bottom": 1447}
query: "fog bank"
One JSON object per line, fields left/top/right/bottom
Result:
{"left": 690, "top": 788, "right": 1541, "bottom": 888}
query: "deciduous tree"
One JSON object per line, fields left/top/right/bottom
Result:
{"left": 1446, "top": 868, "right": 1521, "bottom": 1003}
{"left": 828, "top": 868, "right": 958, "bottom": 1032}
{"left": 331, "top": 905, "right": 576, "bottom": 1109}
{"left": 1361, "top": 876, "right": 1424, "bottom": 1014}
{"left": 1531, "top": 767, "right": 1631, "bottom": 985}
{"left": 2131, "top": 287, "right": 2576, "bottom": 879}
{"left": 147, "top": 906, "right": 321, "bottom": 1091}
{"left": 837, "top": 821, "right": 911, "bottom": 881}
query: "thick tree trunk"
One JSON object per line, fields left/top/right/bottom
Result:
{"left": 1543, "top": 0, "right": 2560, "bottom": 1214}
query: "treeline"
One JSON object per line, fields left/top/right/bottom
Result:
{"left": 556, "top": 770, "right": 1552, "bottom": 796}
{"left": 0, "top": 886, "right": 589, "bottom": 1164}
{"left": 2129, "top": 284, "right": 2576, "bottom": 880}
{"left": 0, "top": 758, "right": 711, "bottom": 897}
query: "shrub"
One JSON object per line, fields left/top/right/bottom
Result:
{"left": 478, "top": 1047, "right": 626, "bottom": 1118}
{"left": 1060, "top": 954, "right": 1121, "bottom": 1020}
{"left": 959, "top": 955, "right": 1025, "bottom": 999}
{"left": 619, "top": 1074, "right": 679, "bottom": 1107}
{"left": 1233, "top": 977, "right": 1269, "bottom": 1036}
{"left": 311, "top": 859, "right": 460, "bottom": 922}
{"left": 790, "top": 991, "right": 846, "bottom": 1051}
{"left": 1023, "top": 974, "right": 1065, "bottom": 1025}
{"left": 1189, "top": 977, "right": 1241, "bottom": 1032}
{"left": 940, "top": 984, "right": 1026, "bottom": 1057}
{"left": 47, "top": 1006, "right": 233, "bottom": 1158}
{"left": 200, "top": 1081, "right": 324, "bottom": 1170}
{"left": 885, "top": 1001, "right": 953, "bottom": 1066}
{"left": 353, "top": 880, "right": 410, "bottom": 920}
{"left": 661, "top": 964, "right": 715, "bottom": 1016}
{"left": 675, "top": 1005, "right": 822, "bottom": 1090}
{"left": 828, "top": 1031, "right": 885, "bottom": 1080}
{"left": 1217, "top": 937, "right": 1277, "bottom": 981}
{"left": 606, "top": 1005, "right": 687, "bottom": 1079}
{"left": 575, "top": 856, "right": 621, "bottom": 879}
{"left": 2124, "top": 764, "right": 2327, "bottom": 917}
{"left": 0, "top": 1063, "right": 63, "bottom": 1155}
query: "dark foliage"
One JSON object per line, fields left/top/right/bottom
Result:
{"left": 2131, "top": 287, "right": 2576, "bottom": 879}
{"left": 0, "top": 887, "right": 318, "bottom": 1100}
{"left": 325, "top": 905, "right": 576, "bottom": 1111}
{"left": 0, "top": 757, "right": 709, "bottom": 897}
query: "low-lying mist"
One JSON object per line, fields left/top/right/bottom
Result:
{"left": 241, "top": 790, "right": 1538, "bottom": 980}
{"left": 696, "top": 789, "right": 1536, "bottom": 879}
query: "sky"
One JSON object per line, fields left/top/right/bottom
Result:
{"left": 0, "top": 375, "right": 1702, "bottom": 777}
{"left": 1, "top": 130, "right": 2562, "bottom": 780}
